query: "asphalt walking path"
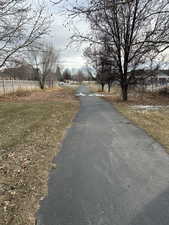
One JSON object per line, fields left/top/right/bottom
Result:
{"left": 37, "top": 86, "right": 169, "bottom": 225}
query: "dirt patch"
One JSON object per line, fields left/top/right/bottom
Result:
{"left": 0, "top": 87, "right": 79, "bottom": 225}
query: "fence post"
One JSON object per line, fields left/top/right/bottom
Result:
{"left": 2, "top": 80, "right": 5, "bottom": 95}
{"left": 12, "top": 79, "right": 14, "bottom": 93}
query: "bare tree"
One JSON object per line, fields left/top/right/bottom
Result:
{"left": 29, "top": 43, "right": 59, "bottom": 89}
{"left": 63, "top": 69, "right": 72, "bottom": 82}
{"left": 63, "top": 0, "right": 169, "bottom": 100}
{"left": 55, "top": 66, "right": 63, "bottom": 81}
{"left": 0, "top": 0, "right": 49, "bottom": 69}
{"left": 74, "top": 69, "right": 85, "bottom": 83}
{"left": 84, "top": 39, "right": 116, "bottom": 92}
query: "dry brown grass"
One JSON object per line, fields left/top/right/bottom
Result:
{"left": 114, "top": 104, "right": 169, "bottom": 154}
{"left": 0, "top": 87, "right": 79, "bottom": 225}
{"left": 92, "top": 84, "right": 169, "bottom": 154}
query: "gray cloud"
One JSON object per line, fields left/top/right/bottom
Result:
{"left": 30, "top": 0, "right": 89, "bottom": 68}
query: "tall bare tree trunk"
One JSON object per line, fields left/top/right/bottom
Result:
{"left": 40, "top": 77, "right": 45, "bottom": 89}
{"left": 108, "top": 82, "right": 112, "bottom": 93}
{"left": 40, "top": 81, "right": 45, "bottom": 89}
{"left": 121, "top": 80, "right": 128, "bottom": 101}
{"left": 101, "top": 83, "right": 105, "bottom": 92}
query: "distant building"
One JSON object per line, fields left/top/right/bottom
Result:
{"left": 0, "top": 64, "right": 34, "bottom": 80}
{"left": 128, "top": 69, "right": 169, "bottom": 86}
{"left": 156, "top": 70, "right": 169, "bottom": 84}
{"left": 147, "top": 70, "right": 169, "bottom": 85}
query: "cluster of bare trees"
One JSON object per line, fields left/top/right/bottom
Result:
{"left": 64, "top": 0, "right": 169, "bottom": 100}
{"left": 62, "top": 69, "right": 89, "bottom": 83}
{"left": 0, "top": 0, "right": 49, "bottom": 68}
{"left": 0, "top": 0, "right": 62, "bottom": 89}
{"left": 28, "top": 43, "right": 60, "bottom": 89}
{"left": 84, "top": 44, "right": 116, "bottom": 92}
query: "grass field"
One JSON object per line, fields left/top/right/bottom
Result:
{"left": 91, "top": 83, "right": 169, "bottom": 154}
{"left": 0, "top": 88, "right": 79, "bottom": 225}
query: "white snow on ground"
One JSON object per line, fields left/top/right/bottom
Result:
{"left": 131, "top": 105, "right": 169, "bottom": 111}
{"left": 76, "top": 92, "right": 86, "bottom": 96}
{"left": 146, "top": 84, "right": 169, "bottom": 91}
{"left": 88, "top": 93, "right": 103, "bottom": 97}
{"left": 76, "top": 93, "right": 112, "bottom": 97}
{"left": 88, "top": 93, "right": 112, "bottom": 97}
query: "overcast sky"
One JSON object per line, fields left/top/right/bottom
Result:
{"left": 30, "top": 0, "right": 169, "bottom": 70}
{"left": 31, "top": 0, "right": 90, "bottom": 69}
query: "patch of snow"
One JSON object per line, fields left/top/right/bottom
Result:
{"left": 76, "top": 92, "right": 86, "bottom": 96}
{"left": 76, "top": 93, "right": 112, "bottom": 97}
{"left": 131, "top": 105, "right": 169, "bottom": 111}
{"left": 88, "top": 93, "right": 105, "bottom": 97}
{"left": 146, "top": 84, "right": 169, "bottom": 91}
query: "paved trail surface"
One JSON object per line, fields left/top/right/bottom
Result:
{"left": 37, "top": 86, "right": 169, "bottom": 225}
